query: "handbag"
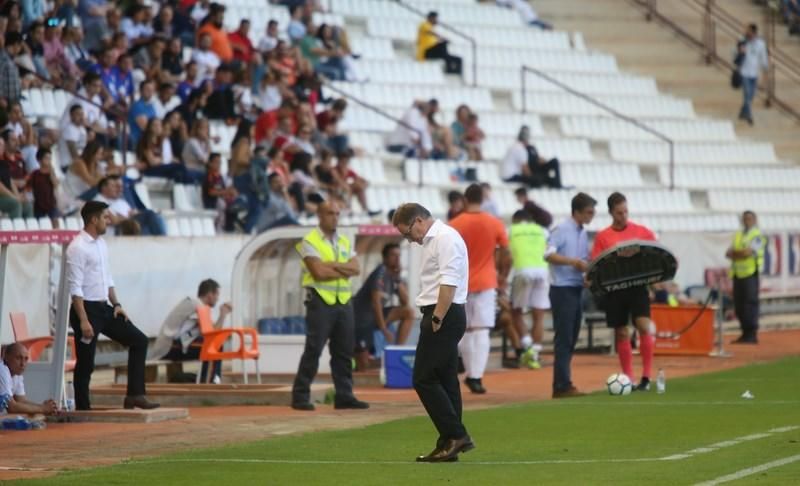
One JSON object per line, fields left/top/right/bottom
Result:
{"left": 731, "top": 70, "right": 742, "bottom": 89}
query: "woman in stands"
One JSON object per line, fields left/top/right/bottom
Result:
{"left": 181, "top": 118, "right": 212, "bottom": 175}
{"left": 427, "top": 110, "right": 461, "bottom": 160}
{"left": 62, "top": 140, "right": 117, "bottom": 208}
{"left": 136, "top": 118, "right": 200, "bottom": 184}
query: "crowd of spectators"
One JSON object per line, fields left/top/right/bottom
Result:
{"left": 0, "top": 0, "right": 380, "bottom": 232}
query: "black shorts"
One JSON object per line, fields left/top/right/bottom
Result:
{"left": 354, "top": 306, "right": 393, "bottom": 352}
{"left": 603, "top": 286, "right": 651, "bottom": 328}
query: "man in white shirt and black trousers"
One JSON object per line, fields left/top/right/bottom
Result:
{"left": 392, "top": 203, "right": 474, "bottom": 463}
{"left": 66, "top": 201, "right": 159, "bottom": 410}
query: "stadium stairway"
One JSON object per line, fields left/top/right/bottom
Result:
{"left": 537, "top": 0, "right": 800, "bottom": 159}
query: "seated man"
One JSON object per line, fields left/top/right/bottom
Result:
{"left": 352, "top": 243, "right": 415, "bottom": 369}
{"left": 95, "top": 175, "right": 166, "bottom": 236}
{"left": 0, "top": 343, "right": 58, "bottom": 416}
{"left": 416, "top": 11, "right": 462, "bottom": 75}
{"left": 502, "top": 125, "right": 562, "bottom": 189}
{"left": 149, "top": 279, "right": 230, "bottom": 383}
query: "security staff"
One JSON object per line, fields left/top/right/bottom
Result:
{"left": 393, "top": 203, "right": 474, "bottom": 463}
{"left": 291, "top": 201, "right": 369, "bottom": 411}
{"left": 726, "top": 210, "right": 766, "bottom": 344}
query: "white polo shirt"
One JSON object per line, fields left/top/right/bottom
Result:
{"left": 0, "top": 361, "right": 24, "bottom": 415}
{"left": 415, "top": 219, "right": 469, "bottom": 307}
{"left": 66, "top": 230, "right": 114, "bottom": 302}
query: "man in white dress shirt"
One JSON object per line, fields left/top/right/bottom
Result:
{"left": 393, "top": 203, "right": 474, "bottom": 463}
{"left": 737, "top": 23, "right": 769, "bottom": 125}
{"left": 66, "top": 201, "right": 159, "bottom": 410}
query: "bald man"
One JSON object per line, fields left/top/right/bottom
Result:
{"left": 291, "top": 202, "right": 369, "bottom": 411}
{"left": 1, "top": 343, "right": 58, "bottom": 416}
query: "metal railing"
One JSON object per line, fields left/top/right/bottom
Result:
{"left": 519, "top": 65, "right": 677, "bottom": 189}
{"left": 633, "top": 0, "right": 800, "bottom": 122}
{"left": 322, "top": 81, "right": 427, "bottom": 187}
{"left": 391, "top": 0, "right": 478, "bottom": 87}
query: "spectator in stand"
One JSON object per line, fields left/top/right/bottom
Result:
{"left": 63, "top": 71, "right": 115, "bottom": 148}
{"left": 0, "top": 137, "right": 31, "bottom": 219}
{"left": 314, "top": 148, "right": 348, "bottom": 205}
{"left": 0, "top": 32, "right": 23, "bottom": 104}
{"left": 182, "top": 118, "right": 213, "bottom": 174}
{"left": 78, "top": 0, "right": 112, "bottom": 52}
{"left": 58, "top": 104, "right": 89, "bottom": 172}
{"left": 192, "top": 33, "right": 221, "bottom": 84}
{"left": 255, "top": 98, "right": 297, "bottom": 145}
{"left": 289, "top": 151, "right": 320, "bottom": 212}
{"left": 450, "top": 104, "right": 470, "bottom": 149}
{"left": 162, "top": 38, "right": 185, "bottom": 80}
{"left": 0, "top": 343, "right": 58, "bottom": 416}
{"left": 28, "top": 148, "right": 60, "bottom": 222}
{"left": 177, "top": 61, "right": 199, "bottom": 101}
{"left": 316, "top": 98, "right": 349, "bottom": 155}
{"left": 259, "top": 19, "right": 280, "bottom": 53}
{"left": 737, "top": 23, "right": 768, "bottom": 126}
{"left": 128, "top": 80, "right": 157, "bottom": 148}
{"left": 257, "top": 68, "right": 290, "bottom": 113}
{"left": 175, "top": 87, "right": 209, "bottom": 132}
{"left": 196, "top": 3, "right": 233, "bottom": 64}
{"left": 479, "top": 183, "right": 501, "bottom": 218}
{"left": 502, "top": 125, "right": 562, "bottom": 188}
{"left": 462, "top": 113, "right": 485, "bottom": 161}
{"left": 108, "top": 31, "right": 129, "bottom": 63}
{"left": 91, "top": 49, "right": 119, "bottom": 103}
{"left": 121, "top": 4, "right": 153, "bottom": 48}
{"left": 203, "top": 152, "right": 240, "bottom": 231}
{"left": 43, "top": 18, "right": 80, "bottom": 83}
{"left": 229, "top": 19, "right": 255, "bottom": 64}
{"left": 153, "top": 82, "right": 181, "bottom": 120}
{"left": 204, "top": 66, "right": 237, "bottom": 120}
{"left": 299, "top": 23, "right": 346, "bottom": 81}
{"left": 287, "top": 4, "right": 307, "bottom": 44}
{"left": 64, "top": 25, "right": 91, "bottom": 72}
{"left": 25, "top": 20, "right": 51, "bottom": 81}
{"left": 22, "top": 0, "right": 45, "bottom": 29}
{"left": 255, "top": 172, "right": 300, "bottom": 232}
{"left": 428, "top": 109, "right": 461, "bottom": 160}
{"left": 136, "top": 118, "right": 199, "bottom": 183}
{"left": 150, "top": 279, "right": 229, "bottom": 384}
{"left": 133, "top": 36, "right": 168, "bottom": 83}
{"left": 112, "top": 53, "right": 135, "bottom": 105}
{"left": 95, "top": 175, "right": 166, "bottom": 236}
{"left": 387, "top": 100, "right": 435, "bottom": 158}
{"left": 352, "top": 243, "right": 415, "bottom": 369}
{"left": 494, "top": 0, "right": 552, "bottom": 29}
{"left": 153, "top": 3, "right": 174, "bottom": 38}
{"left": 335, "top": 148, "right": 380, "bottom": 217}
{"left": 447, "top": 190, "right": 465, "bottom": 221}
{"left": 164, "top": 110, "right": 188, "bottom": 161}
{"left": 416, "top": 11, "right": 462, "bottom": 76}
{"left": 62, "top": 140, "right": 106, "bottom": 206}
{"left": 4, "top": 101, "right": 38, "bottom": 172}
{"left": 191, "top": 0, "right": 211, "bottom": 25}
{"left": 515, "top": 187, "right": 553, "bottom": 228}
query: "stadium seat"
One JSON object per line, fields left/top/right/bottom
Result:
{"left": 11, "top": 218, "right": 27, "bottom": 231}
{"left": 9, "top": 311, "right": 76, "bottom": 369}
{"left": 0, "top": 219, "right": 13, "bottom": 231}
{"left": 195, "top": 304, "right": 261, "bottom": 384}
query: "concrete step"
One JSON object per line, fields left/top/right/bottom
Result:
{"left": 88, "top": 383, "right": 331, "bottom": 407}
{"left": 51, "top": 407, "right": 189, "bottom": 424}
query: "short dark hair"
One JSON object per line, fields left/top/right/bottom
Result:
{"left": 392, "top": 203, "right": 431, "bottom": 227}
{"left": 514, "top": 187, "right": 528, "bottom": 198}
{"left": 427, "top": 11, "right": 438, "bottom": 18}
{"left": 743, "top": 210, "right": 757, "bottom": 219}
{"left": 81, "top": 200, "right": 108, "bottom": 225}
{"left": 69, "top": 104, "right": 83, "bottom": 115}
{"left": 198, "top": 278, "right": 220, "bottom": 298}
{"left": 749, "top": 23, "right": 758, "bottom": 33}
{"left": 97, "top": 174, "right": 121, "bottom": 192}
{"left": 607, "top": 192, "right": 627, "bottom": 212}
{"left": 82, "top": 71, "right": 101, "bottom": 85}
{"left": 36, "top": 147, "right": 51, "bottom": 161}
{"left": 139, "top": 79, "right": 154, "bottom": 91}
{"left": 267, "top": 172, "right": 281, "bottom": 184}
{"left": 464, "top": 183, "right": 483, "bottom": 204}
{"left": 447, "top": 190, "right": 463, "bottom": 204}
{"left": 4, "top": 32, "right": 23, "bottom": 47}
{"left": 571, "top": 192, "right": 597, "bottom": 215}
{"left": 382, "top": 243, "right": 400, "bottom": 259}
{"left": 332, "top": 99, "right": 347, "bottom": 111}
{"left": 512, "top": 209, "right": 531, "bottom": 223}
{"left": 208, "top": 152, "right": 221, "bottom": 163}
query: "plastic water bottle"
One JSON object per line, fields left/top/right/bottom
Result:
{"left": 656, "top": 368, "right": 666, "bottom": 394}
{"left": 2, "top": 416, "right": 31, "bottom": 430}
{"left": 65, "top": 381, "right": 75, "bottom": 412}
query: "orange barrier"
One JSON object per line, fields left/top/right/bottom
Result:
{"left": 652, "top": 304, "right": 715, "bottom": 356}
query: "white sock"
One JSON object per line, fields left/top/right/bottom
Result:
{"left": 458, "top": 334, "right": 472, "bottom": 378}
{"left": 469, "top": 329, "right": 491, "bottom": 379}
{"left": 521, "top": 335, "right": 533, "bottom": 350}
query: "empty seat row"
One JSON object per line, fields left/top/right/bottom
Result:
{"left": 608, "top": 140, "right": 778, "bottom": 165}
{"left": 512, "top": 92, "right": 695, "bottom": 119}
{"left": 20, "top": 88, "right": 72, "bottom": 120}
{"left": 708, "top": 190, "right": 800, "bottom": 213}
{"left": 366, "top": 185, "right": 447, "bottom": 216}
{"left": 658, "top": 166, "right": 800, "bottom": 189}
{"left": 328, "top": 82, "right": 495, "bottom": 111}
{"left": 0, "top": 217, "right": 81, "bottom": 231}
{"left": 560, "top": 116, "right": 736, "bottom": 142}
{"left": 349, "top": 157, "right": 388, "bottom": 184}
{"left": 494, "top": 71, "right": 659, "bottom": 97}
{"left": 403, "top": 159, "right": 503, "bottom": 186}
{"left": 454, "top": 46, "right": 618, "bottom": 73}
{"left": 356, "top": 59, "right": 445, "bottom": 85}
{"left": 163, "top": 216, "right": 217, "bottom": 237}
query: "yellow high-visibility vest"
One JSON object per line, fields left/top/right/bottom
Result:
{"left": 509, "top": 222, "right": 548, "bottom": 270}
{"left": 297, "top": 228, "right": 353, "bottom": 305}
{"left": 731, "top": 227, "right": 765, "bottom": 279}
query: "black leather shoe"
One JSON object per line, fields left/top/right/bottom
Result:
{"left": 123, "top": 395, "right": 160, "bottom": 410}
{"left": 428, "top": 436, "right": 475, "bottom": 462}
{"left": 291, "top": 402, "right": 316, "bottom": 411}
{"left": 416, "top": 447, "right": 459, "bottom": 463}
{"left": 731, "top": 335, "right": 758, "bottom": 344}
{"left": 334, "top": 399, "right": 369, "bottom": 410}
{"left": 464, "top": 378, "right": 486, "bottom": 394}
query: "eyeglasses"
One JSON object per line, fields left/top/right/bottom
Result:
{"left": 401, "top": 219, "right": 417, "bottom": 240}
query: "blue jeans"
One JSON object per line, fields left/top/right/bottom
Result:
{"left": 550, "top": 286, "right": 584, "bottom": 392}
{"left": 133, "top": 210, "right": 166, "bottom": 236}
{"left": 233, "top": 174, "right": 266, "bottom": 234}
{"left": 740, "top": 76, "right": 757, "bottom": 120}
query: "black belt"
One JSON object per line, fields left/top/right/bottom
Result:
{"left": 419, "top": 303, "right": 464, "bottom": 314}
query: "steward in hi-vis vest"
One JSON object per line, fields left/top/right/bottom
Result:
{"left": 726, "top": 210, "right": 766, "bottom": 344}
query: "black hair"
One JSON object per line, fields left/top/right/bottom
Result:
{"left": 607, "top": 192, "right": 627, "bottom": 212}
{"left": 382, "top": 243, "right": 400, "bottom": 259}
{"left": 464, "top": 183, "right": 483, "bottom": 204}
{"left": 81, "top": 201, "right": 109, "bottom": 225}
{"left": 36, "top": 147, "right": 51, "bottom": 161}
{"left": 571, "top": 192, "right": 597, "bottom": 215}
{"left": 448, "top": 190, "right": 463, "bottom": 204}
{"left": 512, "top": 209, "right": 532, "bottom": 222}
{"left": 198, "top": 278, "right": 221, "bottom": 297}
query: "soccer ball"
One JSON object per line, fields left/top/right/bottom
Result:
{"left": 606, "top": 373, "right": 632, "bottom": 396}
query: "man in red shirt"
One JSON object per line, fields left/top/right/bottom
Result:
{"left": 228, "top": 19, "right": 255, "bottom": 64}
{"left": 590, "top": 192, "right": 657, "bottom": 391}
{"left": 449, "top": 184, "right": 511, "bottom": 394}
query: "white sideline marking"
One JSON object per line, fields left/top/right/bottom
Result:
{"left": 693, "top": 454, "right": 800, "bottom": 486}
{"left": 124, "top": 425, "right": 800, "bottom": 468}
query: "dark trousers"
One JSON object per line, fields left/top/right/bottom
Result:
{"left": 424, "top": 42, "right": 463, "bottom": 75}
{"left": 132, "top": 210, "right": 166, "bottom": 236}
{"left": 550, "top": 286, "right": 584, "bottom": 392}
{"left": 506, "top": 158, "right": 563, "bottom": 188}
{"left": 292, "top": 291, "right": 356, "bottom": 404}
{"left": 415, "top": 304, "right": 468, "bottom": 443}
{"left": 162, "top": 338, "right": 221, "bottom": 382}
{"left": 733, "top": 273, "right": 760, "bottom": 338}
{"left": 70, "top": 301, "right": 148, "bottom": 410}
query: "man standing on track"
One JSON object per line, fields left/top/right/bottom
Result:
{"left": 449, "top": 184, "right": 511, "bottom": 394}
{"left": 590, "top": 192, "right": 657, "bottom": 391}
{"left": 393, "top": 203, "right": 474, "bottom": 463}
{"left": 726, "top": 210, "right": 766, "bottom": 344}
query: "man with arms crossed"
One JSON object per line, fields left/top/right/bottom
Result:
{"left": 590, "top": 192, "right": 657, "bottom": 391}
{"left": 393, "top": 203, "right": 473, "bottom": 463}
{"left": 449, "top": 184, "right": 511, "bottom": 394}
{"left": 546, "top": 192, "right": 596, "bottom": 398}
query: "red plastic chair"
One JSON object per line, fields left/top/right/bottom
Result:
{"left": 195, "top": 305, "right": 261, "bottom": 384}
{"left": 9, "top": 312, "right": 76, "bottom": 371}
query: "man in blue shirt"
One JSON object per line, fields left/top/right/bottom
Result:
{"left": 127, "top": 80, "right": 156, "bottom": 148}
{"left": 545, "top": 192, "right": 596, "bottom": 399}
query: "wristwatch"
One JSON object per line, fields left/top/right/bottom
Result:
{"left": 431, "top": 315, "right": 441, "bottom": 325}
